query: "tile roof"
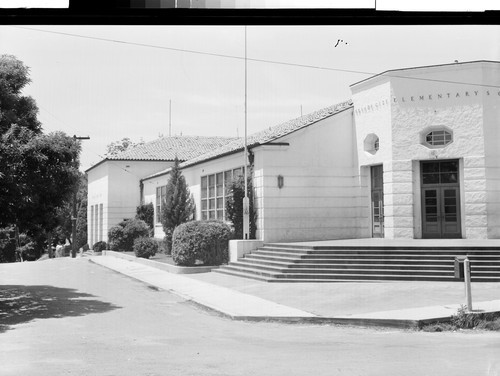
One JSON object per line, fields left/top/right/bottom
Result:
{"left": 179, "top": 99, "right": 353, "bottom": 169}
{"left": 142, "top": 99, "right": 353, "bottom": 180}
{"left": 108, "top": 135, "right": 237, "bottom": 161}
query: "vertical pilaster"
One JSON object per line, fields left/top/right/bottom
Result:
{"left": 463, "top": 156, "right": 488, "bottom": 238}
{"left": 383, "top": 159, "right": 414, "bottom": 239}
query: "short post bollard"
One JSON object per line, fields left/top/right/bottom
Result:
{"left": 464, "top": 257, "right": 472, "bottom": 312}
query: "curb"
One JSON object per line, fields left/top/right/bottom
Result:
{"left": 87, "top": 256, "right": 500, "bottom": 330}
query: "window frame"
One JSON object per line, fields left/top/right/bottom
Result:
{"left": 420, "top": 126, "right": 454, "bottom": 149}
{"left": 201, "top": 167, "right": 244, "bottom": 221}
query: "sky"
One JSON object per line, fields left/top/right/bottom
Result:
{"left": 1, "top": 24, "right": 499, "bottom": 171}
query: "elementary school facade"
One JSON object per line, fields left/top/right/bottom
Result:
{"left": 87, "top": 60, "right": 500, "bottom": 245}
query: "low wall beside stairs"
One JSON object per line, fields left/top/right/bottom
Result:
{"left": 229, "top": 240, "right": 264, "bottom": 262}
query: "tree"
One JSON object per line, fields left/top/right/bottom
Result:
{"left": 136, "top": 203, "right": 154, "bottom": 234}
{"left": 160, "top": 158, "right": 195, "bottom": 252}
{"left": 104, "top": 137, "right": 144, "bottom": 158}
{"left": 0, "top": 55, "right": 81, "bottom": 260}
{"left": 226, "top": 175, "right": 257, "bottom": 239}
{"left": 53, "top": 173, "right": 88, "bottom": 248}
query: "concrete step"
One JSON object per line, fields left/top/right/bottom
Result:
{"left": 235, "top": 260, "right": 456, "bottom": 271}
{"left": 220, "top": 242, "right": 500, "bottom": 283}
{"left": 252, "top": 250, "right": 500, "bottom": 260}
{"left": 228, "top": 262, "right": 457, "bottom": 275}
{"left": 244, "top": 255, "right": 473, "bottom": 265}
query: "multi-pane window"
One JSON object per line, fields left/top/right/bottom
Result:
{"left": 422, "top": 160, "right": 459, "bottom": 185}
{"left": 425, "top": 130, "right": 452, "bottom": 147}
{"left": 201, "top": 167, "right": 243, "bottom": 220}
{"left": 156, "top": 185, "right": 167, "bottom": 223}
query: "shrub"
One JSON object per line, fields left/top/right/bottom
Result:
{"left": 136, "top": 203, "right": 154, "bottom": 233}
{"left": 108, "top": 218, "right": 150, "bottom": 253}
{"left": 92, "top": 241, "right": 107, "bottom": 252}
{"left": 160, "top": 157, "right": 195, "bottom": 253}
{"left": 82, "top": 243, "right": 90, "bottom": 252}
{"left": 133, "top": 237, "right": 159, "bottom": 259}
{"left": 172, "top": 220, "right": 232, "bottom": 266}
{"left": 225, "top": 175, "right": 257, "bottom": 239}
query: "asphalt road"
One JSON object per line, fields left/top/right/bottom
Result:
{"left": 1, "top": 258, "right": 499, "bottom": 376}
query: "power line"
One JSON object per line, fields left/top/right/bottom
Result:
{"left": 12, "top": 26, "right": 500, "bottom": 89}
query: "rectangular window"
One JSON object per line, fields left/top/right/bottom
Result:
{"left": 201, "top": 166, "right": 244, "bottom": 221}
{"left": 90, "top": 205, "right": 94, "bottom": 245}
{"left": 94, "top": 204, "right": 98, "bottom": 245}
{"left": 99, "top": 204, "right": 103, "bottom": 242}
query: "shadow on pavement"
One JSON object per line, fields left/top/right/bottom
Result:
{"left": 0, "top": 285, "right": 120, "bottom": 333}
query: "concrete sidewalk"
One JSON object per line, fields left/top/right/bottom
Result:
{"left": 89, "top": 255, "right": 500, "bottom": 328}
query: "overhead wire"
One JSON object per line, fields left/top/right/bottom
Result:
{"left": 11, "top": 25, "right": 500, "bottom": 89}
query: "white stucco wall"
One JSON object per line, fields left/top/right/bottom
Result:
{"left": 143, "top": 108, "right": 365, "bottom": 244}
{"left": 87, "top": 162, "right": 109, "bottom": 246}
{"left": 87, "top": 160, "right": 171, "bottom": 245}
{"left": 482, "top": 64, "right": 500, "bottom": 238}
{"left": 351, "top": 61, "right": 500, "bottom": 239}
{"left": 254, "top": 108, "right": 365, "bottom": 243}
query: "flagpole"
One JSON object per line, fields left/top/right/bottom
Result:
{"left": 243, "top": 25, "right": 250, "bottom": 240}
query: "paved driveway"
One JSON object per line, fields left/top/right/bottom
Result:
{"left": 1, "top": 259, "right": 499, "bottom": 376}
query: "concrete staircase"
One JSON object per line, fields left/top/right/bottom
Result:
{"left": 214, "top": 243, "right": 500, "bottom": 282}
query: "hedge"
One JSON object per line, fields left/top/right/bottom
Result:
{"left": 172, "top": 220, "right": 232, "bottom": 266}
{"left": 108, "top": 218, "right": 150, "bottom": 253}
{"left": 133, "top": 237, "right": 159, "bottom": 259}
{"left": 92, "top": 241, "right": 107, "bottom": 252}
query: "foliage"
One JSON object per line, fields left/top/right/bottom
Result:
{"left": 225, "top": 175, "right": 257, "bottom": 239}
{"left": 160, "top": 157, "right": 195, "bottom": 252}
{"left": 92, "top": 241, "right": 108, "bottom": 252}
{"left": 421, "top": 306, "right": 500, "bottom": 331}
{"left": 451, "top": 305, "right": 481, "bottom": 329}
{"left": 0, "top": 226, "right": 16, "bottom": 263}
{"left": 0, "top": 55, "right": 41, "bottom": 135}
{"left": 108, "top": 219, "right": 150, "bottom": 253}
{"left": 0, "top": 55, "right": 81, "bottom": 259}
{"left": 152, "top": 237, "right": 168, "bottom": 254}
{"left": 133, "top": 237, "right": 159, "bottom": 259}
{"left": 172, "top": 220, "right": 232, "bottom": 266}
{"left": 53, "top": 173, "right": 88, "bottom": 249}
{"left": 136, "top": 203, "right": 154, "bottom": 232}
{"left": 104, "top": 137, "right": 144, "bottom": 158}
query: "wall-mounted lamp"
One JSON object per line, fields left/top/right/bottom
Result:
{"left": 277, "top": 175, "right": 284, "bottom": 189}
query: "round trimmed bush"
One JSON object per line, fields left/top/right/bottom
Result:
{"left": 92, "top": 241, "right": 107, "bottom": 252}
{"left": 133, "top": 237, "right": 159, "bottom": 259}
{"left": 172, "top": 220, "right": 232, "bottom": 266}
{"left": 108, "top": 218, "right": 150, "bottom": 252}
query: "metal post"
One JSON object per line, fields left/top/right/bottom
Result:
{"left": 464, "top": 257, "right": 472, "bottom": 312}
{"left": 242, "top": 25, "right": 249, "bottom": 240}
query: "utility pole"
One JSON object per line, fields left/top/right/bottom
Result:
{"left": 72, "top": 135, "right": 90, "bottom": 258}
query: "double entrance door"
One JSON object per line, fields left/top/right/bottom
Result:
{"left": 421, "top": 160, "right": 461, "bottom": 238}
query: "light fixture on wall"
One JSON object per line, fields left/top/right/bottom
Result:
{"left": 277, "top": 175, "right": 284, "bottom": 189}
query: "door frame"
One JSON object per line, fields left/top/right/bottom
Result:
{"left": 420, "top": 159, "right": 462, "bottom": 239}
{"left": 370, "top": 164, "right": 384, "bottom": 238}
